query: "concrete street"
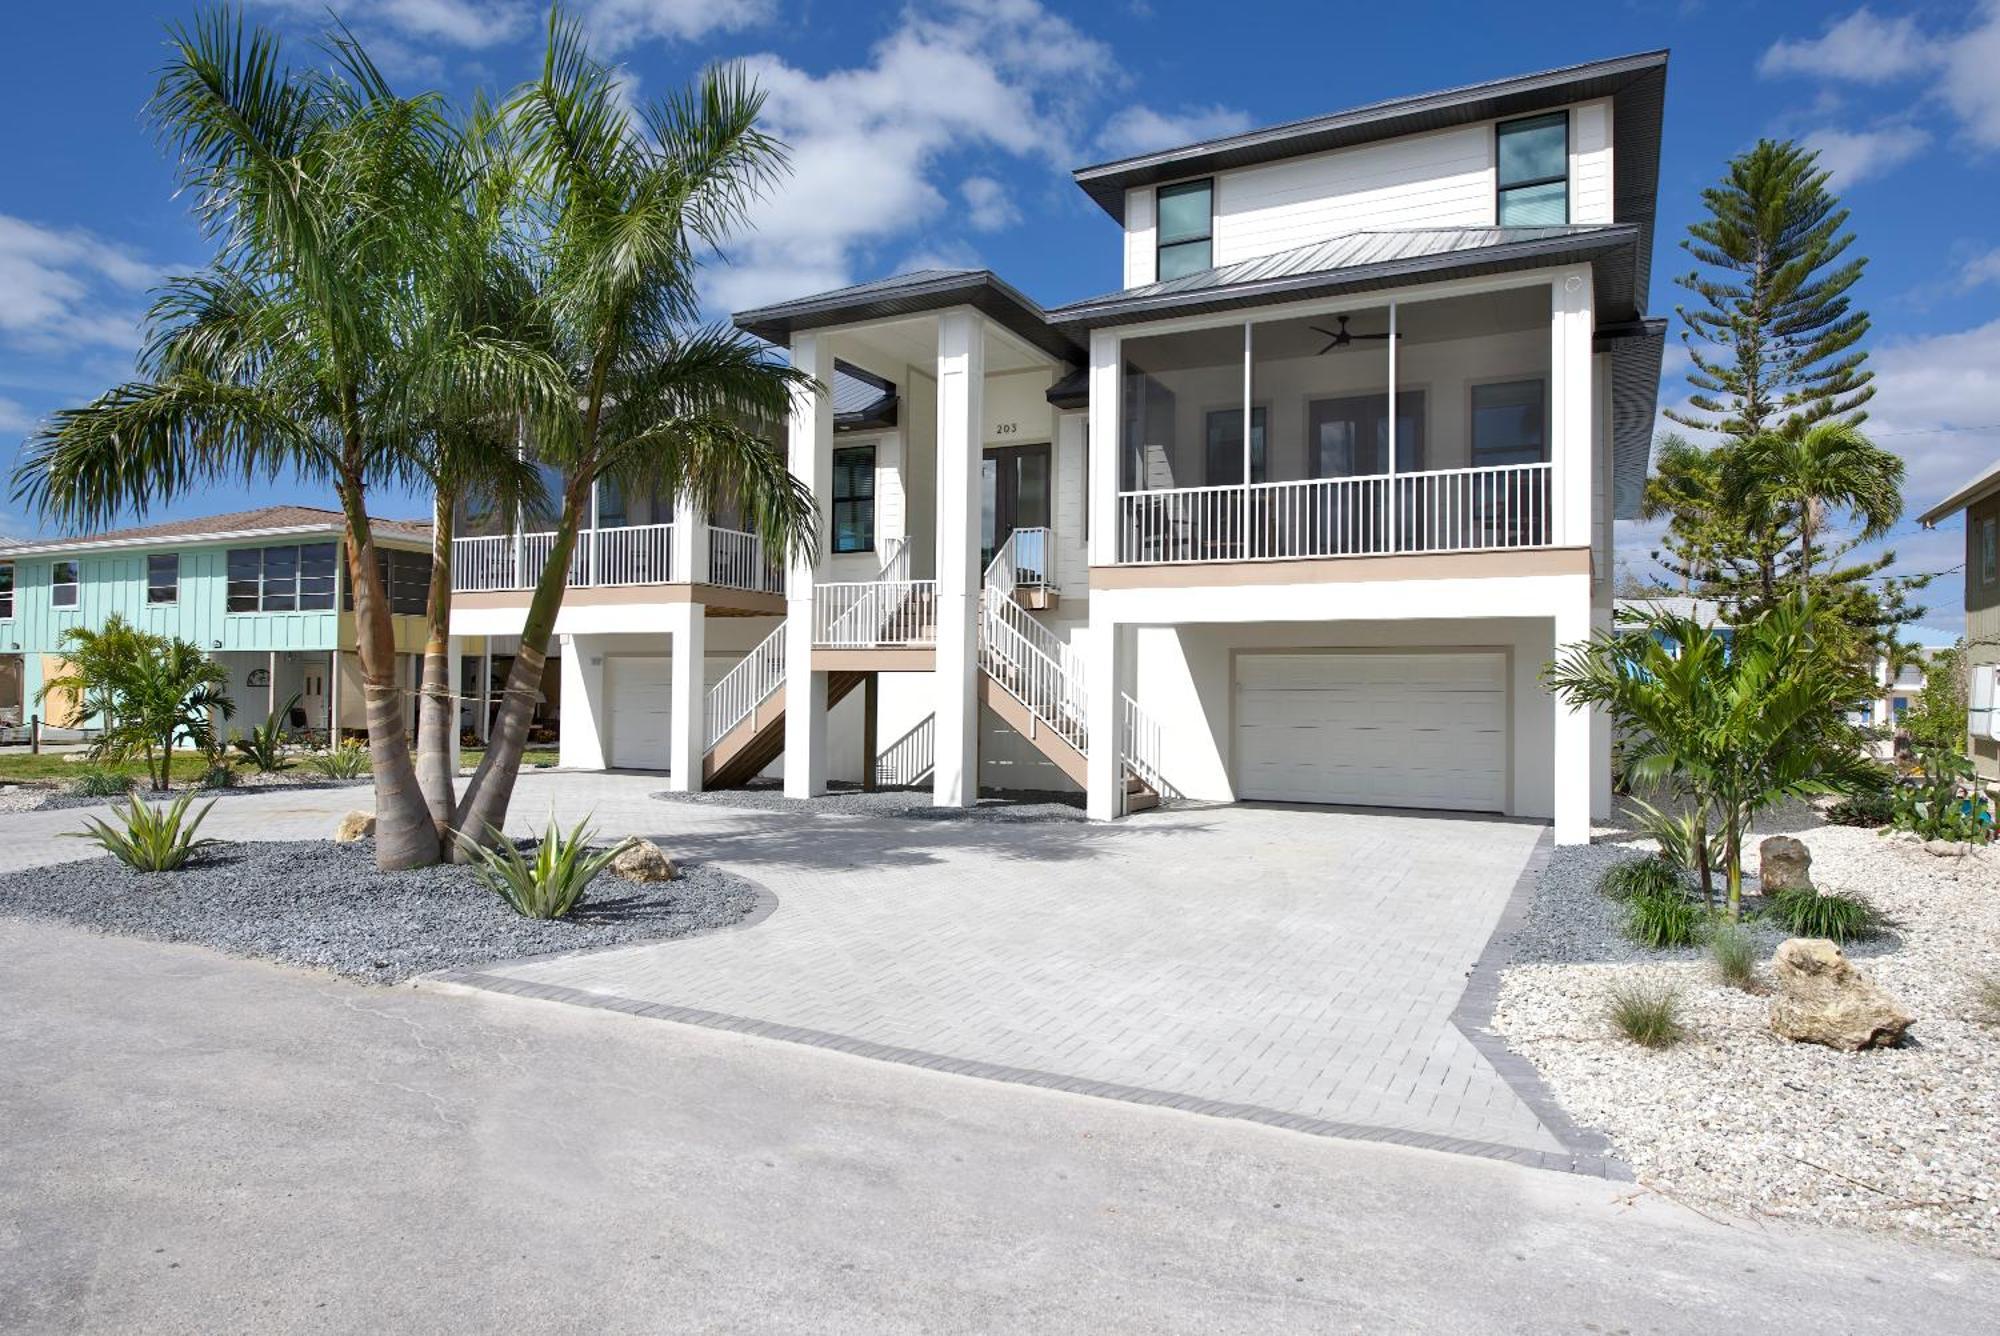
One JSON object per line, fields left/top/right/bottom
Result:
{"left": 4, "top": 917, "right": 1996, "bottom": 1334}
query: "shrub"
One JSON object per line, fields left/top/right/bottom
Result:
{"left": 1624, "top": 887, "right": 1706, "bottom": 950}
{"left": 1888, "top": 747, "right": 1994, "bottom": 844}
{"left": 453, "top": 814, "right": 632, "bottom": 920}
{"left": 1606, "top": 976, "right": 1685, "bottom": 1049}
{"left": 231, "top": 696, "right": 297, "bottom": 773}
{"left": 1827, "top": 791, "right": 1895, "bottom": 828}
{"left": 1598, "top": 855, "right": 1687, "bottom": 903}
{"left": 66, "top": 793, "right": 221, "bottom": 872}
{"left": 1709, "top": 921, "right": 1759, "bottom": 990}
{"left": 200, "top": 762, "right": 238, "bottom": 790}
{"left": 1768, "top": 885, "right": 1881, "bottom": 942}
{"left": 66, "top": 766, "right": 135, "bottom": 799}
{"left": 303, "top": 740, "right": 369, "bottom": 779}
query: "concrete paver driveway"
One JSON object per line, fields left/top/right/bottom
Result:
{"left": 5, "top": 775, "right": 1570, "bottom": 1160}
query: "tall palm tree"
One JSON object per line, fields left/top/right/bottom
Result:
{"left": 11, "top": 12, "right": 562, "bottom": 868}
{"left": 1723, "top": 417, "right": 1904, "bottom": 595}
{"left": 450, "top": 10, "right": 816, "bottom": 846}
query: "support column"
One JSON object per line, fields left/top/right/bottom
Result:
{"left": 266, "top": 651, "right": 277, "bottom": 721}
{"left": 785, "top": 330, "right": 834, "bottom": 798}
{"left": 672, "top": 499, "right": 709, "bottom": 587}
{"left": 861, "top": 673, "right": 879, "bottom": 792}
{"left": 329, "top": 650, "right": 343, "bottom": 741}
{"left": 445, "top": 636, "right": 464, "bottom": 772}
{"left": 933, "top": 308, "right": 984, "bottom": 809}
{"left": 667, "top": 601, "right": 706, "bottom": 792}
{"left": 477, "top": 644, "right": 492, "bottom": 744}
{"left": 1085, "top": 607, "right": 1126, "bottom": 821}
{"left": 1550, "top": 266, "right": 1596, "bottom": 550}
{"left": 1086, "top": 329, "right": 1119, "bottom": 568}
{"left": 1553, "top": 580, "right": 1594, "bottom": 846}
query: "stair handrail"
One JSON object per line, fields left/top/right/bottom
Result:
{"left": 877, "top": 533, "right": 911, "bottom": 583}
{"left": 1119, "top": 691, "right": 1174, "bottom": 801}
{"left": 979, "top": 600, "right": 1088, "bottom": 753}
{"left": 705, "top": 622, "right": 787, "bottom": 749}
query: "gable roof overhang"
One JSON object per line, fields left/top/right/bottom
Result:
{"left": 1919, "top": 462, "right": 2000, "bottom": 527}
{"left": 733, "top": 268, "right": 1085, "bottom": 366}
{"left": 0, "top": 506, "right": 431, "bottom": 560}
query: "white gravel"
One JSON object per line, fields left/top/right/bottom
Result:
{"left": 1497, "top": 819, "right": 2000, "bottom": 1256}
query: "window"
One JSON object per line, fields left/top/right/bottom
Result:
{"left": 831, "top": 444, "right": 876, "bottom": 553}
{"left": 340, "top": 547, "right": 432, "bottom": 616}
{"left": 147, "top": 552, "right": 179, "bottom": 605}
{"left": 1156, "top": 178, "right": 1213, "bottom": 281}
{"left": 0, "top": 563, "right": 11, "bottom": 619}
{"left": 299, "top": 542, "right": 338, "bottom": 610}
{"left": 1496, "top": 113, "right": 1568, "bottom": 225}
{"left": 227, "top": 548, "right": 262, "bottom": 611}
{"left": 1980, "top": 515, "right": 1997, "bottom": 586}
{"left": 51, "top": 560, "right": 79, "bottom": 609}
{"left": 228, "top": 542, "right": 342, "bottom": 613}
{"left": 1204, "top": 406, "right": 1267, "bottom": 485}
{"left": 261, "top": 545, "right": 298, "bottom": 611}
{"left": 1307, "top": 392, "right": 1426, "bottom": 477}
{"left": 1470, "top": 380, "right": 1548, "bottom": 466}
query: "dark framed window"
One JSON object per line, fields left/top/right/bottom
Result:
{"left": 0, "top": 562, "right": 12, "bottom": 619}
{"left": 1156, "top": 178, "right": 1213, "bottom": 281}
{"left": 228, "top": 542, "right": 345, "bottom": 613}
{"left": 1308, "top": 391, "right": 1426, "bottom": 477}
{"left": 340, "top": 547, "right": 432, "bottom": 616}
{"left": 831, "top": 444, "right": 876, "bottom": 553}
{"left": 1470, "top": 380, "right": 1549, "bottom": 466}
{"left": 1981, "top": 515, "right": 1998, "bottom": 587}
{"left": 1496, "top": 112, "right": 1568, "bottom": 225}
{"left": 51, "top": 559, "right": 79, "bottom": 609}
{"left": 1204, "top": 406, "right": 1267, "bottom": 485}
{"left": 299, "top": 542, "right": 338, "bottom": 610}
{"left": 227, "top": 548, "right": 262, "bottom": 612}
{"left": 261, "top": 545, "right": 298, "bottom": 611}
{"left": 146, "top": 552, "right": 179, "bottom": 605}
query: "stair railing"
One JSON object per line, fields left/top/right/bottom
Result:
{"left": 979, "top": 599, "right": 1088, "bottom": 753}
{"left": 705, "top": 623, "right": 787, "bottom": 750}
{"left": 1119, "top": 691, "right": 1175, "bottom": 801}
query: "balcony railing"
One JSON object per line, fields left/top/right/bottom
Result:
{"left": 814, "top": 580, "right": 938, "bottom": 647}
{"left": 707, "top": 526, "right": 785, "bottom": 594}
{"left": 451, "top": 524, "right": 673, "bottom": 593}
{"left": 1114, "top": 462, "right": 1554, "bottom": 564}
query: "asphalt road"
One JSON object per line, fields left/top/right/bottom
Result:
{"left": 3, "top": 918, "right": 1996, "bottom": 1334}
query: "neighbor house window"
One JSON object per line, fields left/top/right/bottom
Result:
{"left": 1204, "top": 406, "right": 1266, "bottom": 485}
{"left": 227, "top": 542, "right": 340, "bottom": 613}
{"left": 147, "top": 552, "right": 179, "bottom": 605}
{"left": 51, "top": 560, "right": 79, "bottom": 608}
{"left": 831, "top": 444, "right": 876, "bottom": 553}
{"left": 0, "top": 563, "right": 12, "bottom": 619}
{"left": 1156, "top": 178, "right": 1214, "bottom": 281}
{"left": 1496, "top": 113, "right": 1568, "bottom": 225}
{"left": 1981, "top": 515, "right": 1998, "bottom": 586}
{"left": 1470, "top": 380, "right": 1549, "bottom": 466}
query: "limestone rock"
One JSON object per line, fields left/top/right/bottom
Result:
{"left": 1923, "top": 839, "right": 1972, "bottom": 858}
{"left": 333, "top": 810, "right": 376, "bottom": 844}
{"left": 610, "top": 838, "right": 676, "bottom": 883}
{"left": 1758, "top": 835, "right": 1814, "bottom": 893}
{"left": 1768, "top": 938, "right": 1911, "bottom": 1051}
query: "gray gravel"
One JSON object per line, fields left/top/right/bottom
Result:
{"left": 0, "top": 839, "right": 763, "bottom": 983}
{"left": 21, "top": 776, "right": 373, "bottom": 813}
{"left": 655, "top": 780, "right": 1086, "bottom": 824}
{"left": 1507, "top": 841, "right": 1794, "bottom": 965}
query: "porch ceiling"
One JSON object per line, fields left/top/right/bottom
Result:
{"left": 820, "top": 314, "right": 1052, "bottom": 383}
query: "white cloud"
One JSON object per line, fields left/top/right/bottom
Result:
{"left": 1802, "top": 123, "right": 1932, "bottom": 186}
{"left": 959, "top": 176, "right": 1020, "bottom": 232}
{"left": 1759, "top": 8, "right": 1937, "bottom": 83}
{"left": 0, "top": 396, "right": 35, "bottom": 435}
{"left": 573, "top": 0, "right": 776, "bottom": 53}
{"left": 1959, "top": 246, "right": 2000, "bottom": 289}
{"left": 0, "top": 215, "right": 157, "bottom": 355}
{"left": 252, "top": 0, "right": 528, "bottom": 48}
{"left": 1938, "top": 0, "right": 2000, "bottom": 148}
{"left": 1093, "top": 103, "right": 1254, "bottom": 160}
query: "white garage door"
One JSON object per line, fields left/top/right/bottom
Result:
{"left": 1234, "top": 652, "right": 1506, "bottom": 812}
{"left": 606, "top": 656, "right": 672, "bottom": 771}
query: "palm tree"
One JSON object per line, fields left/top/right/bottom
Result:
{"left": 1723, "top": 417, "right": 1904, "bottom": 595}
{"left": 11, "top": 12, "right": 562, "bottom": 868}
{"left": 40, "top": 615, "right": 234, "bottom": 791}
{"left": 450, "top": 10, "right": 817, "bottom": 847}
{"left": 1638, "top": 433, "right": 1730, "bottom": 593}
{"left": 1546, "top": 598, "right": 1879, "bottom": 918}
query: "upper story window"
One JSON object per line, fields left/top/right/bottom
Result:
{"left": 0, "top": 562, "right": 12, "bottom": 619}
{"left": 1980, "top": 514, "right": 1998, "bottom": 587}
{"left": 147, "top": 552, "right": 179, "bottom": 605}
{"left": 831, "top": 444, "right": 876, "bottom": 553}
{"left": 227, "top": 542, "right": 338, "bottom": 613}
{"left": 51, "top": 559, "right": 80, "bottom": 609}
{"left": 1496, "top": 113, "right": 1568, "bottom": 225}
{"left": 339, "top": 548, "right": 429, "bottom": 616}
{"left": 1156, "top": 178, "right": 1214, "bottom": 281}
{"left": 1470, "top": 380, "right": 1549, "bottom": 466}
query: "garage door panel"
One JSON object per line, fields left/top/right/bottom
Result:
{"left": 1234, "top": 652, "right": 1505, "bottom": 812}
{"left": 607, "top": 656, "right": 672, "bottom": 771}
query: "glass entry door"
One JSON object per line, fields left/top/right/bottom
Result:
{"left": 980, "top": 442, "right": 1052, "bottom": 571}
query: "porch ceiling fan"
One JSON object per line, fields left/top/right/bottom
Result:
{"left": 1309, "top": 314, "right": 1399, "bottom": 355}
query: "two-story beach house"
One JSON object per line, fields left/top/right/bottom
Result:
{"left": 0, "top": 506, "right": 435, "bottom": 739}
{"left": 1922, "top": 464, "right": 2000, "bottom": 784}
{"left": 449, "top": 50, "right": 1669, "bottom": 845}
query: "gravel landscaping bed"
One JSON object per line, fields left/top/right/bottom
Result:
{"left": 0, "top": 839, "right": 764, "bottom": 983}
{"left": 1496, "top": 818, "right": 2000, "bottom": 1255}
{"left": 19, "top": 775, "right": 373, "bottom": 813}
{"left": 654, "top": 780, "right": 1086, "bottom": 824}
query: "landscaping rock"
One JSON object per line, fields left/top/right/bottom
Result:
{"left": 1758, "top": 835, "right": 1814, "bottom": 892}
{"left": 610, "top": 838, "right": 676, "bottom": 883}
{"left": 333, "top": 810, "right": 376, "bottom": 843}
{"left": 1768, "top": 938, "right": 1912, "bottom": 1052}
{"left": 1923, "top": 839, "right": 1972, "bottom": 858}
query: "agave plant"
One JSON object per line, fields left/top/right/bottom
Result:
{"left": 303, "top": 740, "right": 371, "bottom": 780}
{"left": 66, "top": 792, "right": 221, "bottom": 872}
{"left": 452, "top": 812, "right": 633, "bottom": 920}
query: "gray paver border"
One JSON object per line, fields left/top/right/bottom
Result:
{"left": 1449, "top": 830, "right": 1631, "bottom": 1179}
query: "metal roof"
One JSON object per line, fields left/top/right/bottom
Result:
{"left": 733, "top": 268, "right": 1083, "bottom": 365}
{"left": 1919, "top": 460, "right": 2000, "bottom": 527}
{"left": 1044, "top": 225, "right": 1643, "bottom": 331}
{"left": 831, "top": 360, "right": 898, "bottom": 430}
{"left": 0, "top": 505, "right": 430, "bottom": 558}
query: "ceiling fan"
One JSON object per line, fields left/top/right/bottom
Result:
{"left": 1309, "top": 314, "right": 1399, "bottom": 355}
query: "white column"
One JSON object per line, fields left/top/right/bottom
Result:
{"left": 266, "top": 651, "right": 277, "bottom": 719}
{"left": 667, "top": 600, "right": 706, "bottom": 792}
{"left": 1085, "top": 606, "right": 1125, "bottom": 821}
{"left": 1550, "top": 266, "right": 1596, "bottom": 550}
{"left": 557, "top": 634, "right": 606, "bottom": 770}
{"left": 446, "top": 635, "right": 464, "bottom": 772}
{"left": 933, "top": 308, "right": 985, "bottom": 809}
{"left": 477, "top": 644, "right": 492, "bottom": 743}
{"left": 672, "top": 499, "right": 708, "bottom": 586}
{"left": 1086, "top": 329, "right": 1119, "bottom": 568}
{"left": 329, "top": 650, "right": 343, "bottom": 740}
{"left": 785, "top": 331, "right": 834, "bottom": 798}
{"left": 1553, "top": 579, "right": 1594, "bottom": 846}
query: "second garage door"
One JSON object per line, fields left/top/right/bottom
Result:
{"left": 1234, "top": 651, "right": 1506, "bottom": 813}
{"left": 605, "top": 656, "right": 673, "bottom": 771}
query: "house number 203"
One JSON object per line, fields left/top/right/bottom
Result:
{"left": 993, "top": 421, "right": 1018, "bottom": 435}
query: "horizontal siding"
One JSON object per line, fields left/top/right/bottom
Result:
{"left": 1124, "top": 186, "right": 1157, "bottom": 288}
{"left": 1570, "top": 100, "right": 1612, "bottom": 225}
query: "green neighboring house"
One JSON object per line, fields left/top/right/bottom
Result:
{"left": 0, "top": 505, "right": 433, "bottom": 739}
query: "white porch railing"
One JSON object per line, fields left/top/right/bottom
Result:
{"left": 1115, "top": 462, "right": 1554, "bottom": 564}
{"left": 1120, "top": 692, "right": 1174, "bottom": 802}
{"left": 814, "top": 580, "right": 938, "bottom": 647}
{"left": 979, "top": 598, "right": 1087, "bottom": 754}
{"left": 592, "top": 523, "right": 674, "bottom": 586}
{"left": 708, "top": 526, "right": 784, "bottom": 594}
{"left": 982, "top": 526, "right": 1052, "bottom": 598}
{"left": 451, "top": 525, "right": 673, "bottom": 592}
{"left": 705, "top": 622, "right": 787, "bottom": 749}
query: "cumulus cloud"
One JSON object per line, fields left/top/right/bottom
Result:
{"left": 1802, "top": 123, "right": 1932, "bottom": 186}
{"left": 254, "top": 0, "right": 770, "bottom": 54}
{"left": 1959, "top": 247, "right": 2000, "bottom": 289}
{"left": 0, "top": 396, "right": 35, "bottom": 435}
{"left": 1093, "top": 103, "right": 1254, "bottom": 160}
{"left": 574, "top": 0, "right": 775, "bottom": 52}
{"left": 252, "top": 0, "right": 529, "bottom": 48}
{"left": 1759, "top": 8, "right": 1937, "bottom": 83}
{"left": 0, "top": 215, "right": 157, "bottom": 355}
{"left": 959, "top": 176, "right": 1020, "bottom": 232}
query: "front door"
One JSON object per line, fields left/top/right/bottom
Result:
{"left": 980, "top": 442, "right": 1052, "bottom": 573}
{"left": 300, "top": 662, "right": 329, "bottom": 734}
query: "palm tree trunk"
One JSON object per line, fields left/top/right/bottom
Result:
{"left": 415, "top": 487, "right": 459, "bottom": 851}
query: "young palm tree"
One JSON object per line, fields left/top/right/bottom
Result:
{"left": 450, "top": 11, "right": 816, "bottom": 847}
{"left": 11, "top": 12, "right": 562, "bottom": 868}
{"left": 40, "top": 615, "right": 234, "bottom": 791}
{"left": 1722, "top": 417, "right": 1904, "bottom": 594}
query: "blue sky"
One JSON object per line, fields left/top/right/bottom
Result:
{"left": 3, "top": 0, "right": 1997, "bottom": 638}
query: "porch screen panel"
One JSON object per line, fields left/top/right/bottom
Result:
{"left": 1118, "top": 323, "right": 1245, "bottom": 562}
